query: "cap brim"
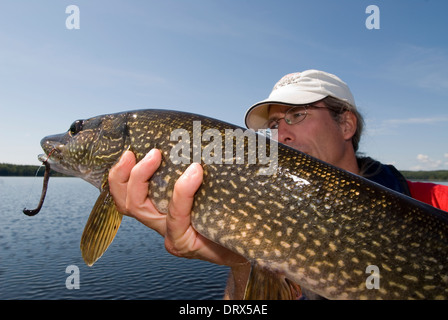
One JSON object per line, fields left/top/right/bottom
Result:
{"left": 244, "top": 92, "right": 327, "bottom": 130}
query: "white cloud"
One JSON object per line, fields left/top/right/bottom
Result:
{"left": 411, "top": 154, "right": 443, "bottom": 170}
{"left": 384, "top": 116, "right": 448, "bottom": 126}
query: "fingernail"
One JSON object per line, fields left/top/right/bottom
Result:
{"left": 118, "top": 150, "right": 130, "bottom": 164}
{"left": 144, "top": 149, "right": 156, "bottom": 160}
{"left": 183, "top": 163, "right": 199, "bottom": 178}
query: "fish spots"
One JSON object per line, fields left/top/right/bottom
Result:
{"left": 380, "top": 234, "right": 391, "bottom": 244}
{"left": 381, "top": 263, "right": 392, "bottom": 272}
{"left": 217, "top": 220, "right": 225, "bottom": 229}
{"left": 280, "top": 241, "right": 291, "bottom": 249}
{"left": 388, "top": 281, "right": 408, "bottom": 291}
{"left": 156, "top": 199, "right": 169, "bottom": 212}
{"left": 403, "top": 275, "right": 419, "bottom": 282}
{"left": 329, "top": 242, "right": 337, "bottom": 252}
{"left": 245, "top": 202, "right": 256, "bottom": 210}
{"left": 309, "top": 266, "right": 320, "bottom": 274}
{"left": 423, "top": 285, "right": 436, "bottom": 291}
{"left": 317, "top": 225, "right": 328, "bottom": 235}
{"left": 273, "top": 202, "right": 285, "bottom": 209}
{"left": 413, "top": 291, "right": 426, "bottom": 299}
{"left": 346, "top": 237, "right": 356, "bottom": 245}
{"left": 305, "top": 249, "right": 316, "bottom": 257}
{"left": 296, "top": 253, "right": 307, "bottom": 262}
{"left": 236, "top": 247, "right": 245, "bottom": 255}
{"left": 361, "top": 249, "right": 376, "bottom": 259}
{"left": 288, "top": 258, "right": 298, "bottom": 266}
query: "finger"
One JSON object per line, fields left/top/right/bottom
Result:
{"left": 125, "top": 149, "right": 168, "bottom": 235}
{"left": 108, "top": 150, "right": 136, "bottom": 213}
{"left": 126, "top": 149, "right": 161, "bottom": 210}
{"left": 166, "top": 162, "right": 203, "bottom": 242}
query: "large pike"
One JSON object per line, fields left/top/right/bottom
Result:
{"left": 30, "top": 109, "right": 447, "bottom": 299}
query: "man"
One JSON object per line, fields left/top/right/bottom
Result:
{"left": 108, "top": 70, "right": 448, "bottom": 299}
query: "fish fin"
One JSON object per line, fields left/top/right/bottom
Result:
{"left": 244, "top": 262, "right": 302, "bottom": 300}
{"left": 80, "top": 189, "right": 123, "bottom": 266}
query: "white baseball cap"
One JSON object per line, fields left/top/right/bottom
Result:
{"left": 244, "top": 70, "right": 356, "bottom": 130}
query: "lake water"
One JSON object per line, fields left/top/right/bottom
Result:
{"left": 0, "top": 177, "right": 229, "bottom": 300}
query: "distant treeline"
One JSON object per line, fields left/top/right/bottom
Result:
{"left": 0, "top": 163, "right": 68, "bottom": 177}
{"left": 2, "top": 163, "right": 448, "bottom": 181}
{"left": 400, "top": 170, "right": 448, "bottom": 181}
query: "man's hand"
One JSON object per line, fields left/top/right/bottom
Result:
{"left": 108, "top": 149, "right": 248, "bottom": 267}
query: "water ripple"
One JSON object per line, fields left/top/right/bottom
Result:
{"left": 0, "top": 177, "right": 229, "bottom": 300}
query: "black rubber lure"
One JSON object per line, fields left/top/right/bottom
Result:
{"left": 23, "top": 160, "right": 51, "bottom": 216}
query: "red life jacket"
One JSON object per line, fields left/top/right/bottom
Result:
{"left": 407, "top": 181, "right": 448, "bottom": 212}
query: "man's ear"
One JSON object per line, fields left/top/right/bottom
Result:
{"left": 341, "top": 111, "right": 358, "bottom": 141}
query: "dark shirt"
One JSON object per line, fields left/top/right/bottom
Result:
{"left": 357, "top": 157, "right": 411, "bottom": 196}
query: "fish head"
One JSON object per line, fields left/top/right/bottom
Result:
{"left": 40, "top": 113, "right": 129, "bottom": 189}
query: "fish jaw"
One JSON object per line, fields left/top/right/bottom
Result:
{"left": 39, "top": 131, "right": 106, "bottom": 189}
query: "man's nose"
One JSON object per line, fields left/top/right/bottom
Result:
{"left": 276, "top": 119, "right": 294, "bottom": 143}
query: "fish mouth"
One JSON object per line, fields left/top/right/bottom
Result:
{"left": 38, "top": 150, "right": 59, "bottom": 165}
{"left": 37, "top": 149, "right": 69, "bottom": 176}
{"left": 38, "top": 153, "right": 48, "bottom": 163}
{"left": 38, "top": 150, "right": 103, "bottom": 189}
{"left": 38, "top": 142, "right": 64, "bottom": 163}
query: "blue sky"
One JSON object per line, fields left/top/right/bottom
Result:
{"left": 1, "top": 0, "right": 447, "bottom": 170}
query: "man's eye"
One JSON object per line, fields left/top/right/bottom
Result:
{"left": 290, "top": 111, "right": 305, "bottom": 118}
{"left": 267, "top": 120, "right": 279, "bottom": 129}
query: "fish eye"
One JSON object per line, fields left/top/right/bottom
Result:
{"left": 69, "top": 120, "right": 84, "bottom": 136}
